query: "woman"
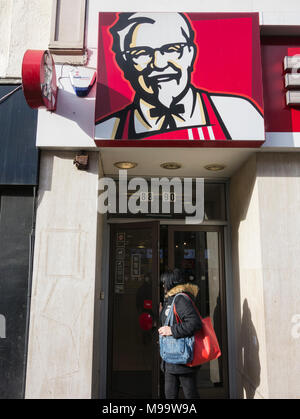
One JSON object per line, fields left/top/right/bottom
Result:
{"left": 159, "top": 269, "right": 202, "bottom": 399}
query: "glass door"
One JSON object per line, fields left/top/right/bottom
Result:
{"left": 108, "top": 222, "right": 160, "bottom": 398}
{"left": 168, "top": 226, "right": 229, "bottom": 399}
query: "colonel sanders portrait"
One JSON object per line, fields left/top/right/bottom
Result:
{"left": 95, "top": 12, "right": 264, "bottom": 141}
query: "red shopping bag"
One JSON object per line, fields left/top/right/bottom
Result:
{"left": 186, "top": 316, "right": 221, "bottom": 367}
{"left": 173, "top": 293, "right": 221, "bottom": 366}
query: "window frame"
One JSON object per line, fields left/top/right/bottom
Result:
{"left": 49, "top": 0, "right": 87, "bottom": 50}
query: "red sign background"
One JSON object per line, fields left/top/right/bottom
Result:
{"left": 96, "top": 13, "right": 264, "bottom": 122}
{"left": 261, "top": 37, "right": 300, "bottom": 132}
{"left": 95, "top": 12, "right": 264, "bottom": 146}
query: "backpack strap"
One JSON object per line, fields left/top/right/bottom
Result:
{"left": 164, "top": 293, "right": 188, "bottom": 326}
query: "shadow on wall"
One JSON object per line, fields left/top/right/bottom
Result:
{"left": 229, "top": 154, "right": 261, "bottom": 399}
{"left": 241, "top": 299, "right": 261, "bottom": 399}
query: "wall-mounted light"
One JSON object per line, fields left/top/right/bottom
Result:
{"left": 73, "top": 152, "right": 89, "bottom": 170}
{"left": 160, "top": 162, "right": 182, "bottom": 170}
{"left": 114, "top": 161, "right": 138, "bottom": 169}
{"left": 204, "top": 164, "right": 226, "bottom": 171}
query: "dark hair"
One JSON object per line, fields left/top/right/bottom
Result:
{"left": 161, "top": 268, "right": 185, "bottom": 291}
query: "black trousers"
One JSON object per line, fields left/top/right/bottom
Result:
{"left": 164, "top": 371, "right": 199, "bottom": 399}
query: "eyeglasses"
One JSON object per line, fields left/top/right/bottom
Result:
{"left": 122, "top": 43, "right": 191, "bottom": 66}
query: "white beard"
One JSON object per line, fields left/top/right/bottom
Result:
{"left": 155, "top": 78, "right": 187, "bottom": 107}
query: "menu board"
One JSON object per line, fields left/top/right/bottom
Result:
{"left": 115, "top": 232, "right": 125, "bottom": 293}
{"left": 131, "top": 254, "right": 141, "bottom": 277}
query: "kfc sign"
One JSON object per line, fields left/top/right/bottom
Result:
{"left": 95, "top": 12, "right": 265, "bottom": 146}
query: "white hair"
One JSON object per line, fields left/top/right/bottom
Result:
{"left": 110, "top": 12, "right": 195, "bottom": 57}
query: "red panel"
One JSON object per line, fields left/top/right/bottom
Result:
{"left": 261, "top": 37, "right": 300, "bottom": 132}
{"left": 192, "top": 128, "right": 200, "bottom": 140}
{"left": 22, "top": 50, "right": 57, "bottom": 111}
{"left": 191, "top": 17, "right": 253, "bottom": 102}
{"left": 95, "top": 12, "right": 264, "bottom": 144}
{"left": 94, "top": 139, "right": 264, "bottom": 148}
{"left": 96, "top": 13, "right": 263, "bottom": 121}
{"left": 22, "top": 50, "right": 45, "bottom": 109}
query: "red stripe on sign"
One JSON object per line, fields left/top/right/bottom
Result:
{"left": 192, "top": 128, "right": 200, "bottom": 140}
{"left": 202, "top": 126, "right": 210, "bottom": 140}
{"left": 146, "top": 129, "right": 190, "bottom": 140}
{"left": 94, "top": 139, "right": 265, "bottom": 147}
{"left": 122, "top": 110, "right": 131, "bottom": 138}
{"left": 212, "top": 123, "right": 226, "bottom": 140}
{"left": 201, "top": 93, "right": 227, "bottom": 140}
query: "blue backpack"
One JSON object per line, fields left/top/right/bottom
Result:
{"left": 159, "top": 293, "right": 194, "bottom": 364}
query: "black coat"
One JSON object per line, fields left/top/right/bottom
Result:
{"left": 160, "top": 283, "right": 202, "bottom": 375}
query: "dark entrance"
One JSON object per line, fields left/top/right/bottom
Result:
{"left": 108, "top": 222, "right": 160, "bottom": 398}
{"left": 107, "top": 222, "right": 228, "bottom": 399}
{"left": 0, "top": 187, "right": 36, "bottom": 399}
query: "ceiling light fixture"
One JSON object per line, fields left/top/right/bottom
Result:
{"left": 204, "top": 164, "right": 226, "bottom": 171}
{"left": 114, "top": 161, "right": 138, "bottom": 169}
{"left": 160, "top": 162, "right": 182, "bottom": 170}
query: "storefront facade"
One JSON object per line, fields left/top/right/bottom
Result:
{"left": 0, "top": 84, "right": 39, "bottom": 399}
{"left": 1, "top": 0, "right": 300, "bottom": 399}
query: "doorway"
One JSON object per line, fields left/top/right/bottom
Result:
{"left": 107, "top": 222, "right": 228, "bottom": 399}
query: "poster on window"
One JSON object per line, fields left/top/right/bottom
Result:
{"left": 95, "top": 12, "right": 265, "bottom": 145}
{"left": 131, "top": 254, "right": 141, "bottom": 277}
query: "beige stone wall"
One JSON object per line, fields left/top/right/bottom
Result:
{"left": 230, "top": 154, "right": 269, "bottom": 399}
{"left": 25, "top": 151, "right": 99, "bottom": 399}
{"left": 257, "top": 153, "right": 300, "bottom": 399}
{"left": 230, "top": 152, "right": 300, "bottom": 399}
{"left": 0, "top": 0, "right": 52, "bottom": 78}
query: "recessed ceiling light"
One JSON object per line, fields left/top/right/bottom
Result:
{"left": 160, "top": 162, "right": 182, "bottom": 170}
{"left": 114, "top": 161, "right": 138, "bottom": 169}
{"left": 204, "top": 164, "right": 226, "bottom": 171}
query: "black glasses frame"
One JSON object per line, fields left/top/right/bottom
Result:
{"left": 121, "top": 42, "right": 192, "bottom": 61}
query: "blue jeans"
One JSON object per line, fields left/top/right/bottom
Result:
{"left": 164, "top": 371, "right": 199, "bottom": 399}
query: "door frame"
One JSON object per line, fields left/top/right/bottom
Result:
{"left": 107, "top": 221, "right": 160, "bottom": 399}
{"left": 97, "top": 218, "right": 235, "bottom": 399}
{"left": 167, "top": 224, "right": 229, "bottom": 399}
